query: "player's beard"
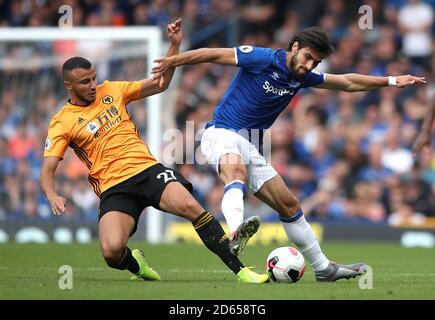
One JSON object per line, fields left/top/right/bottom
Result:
{"left": 290, "top": 54, "right": 298, "bottom": 72}
{"left": 76, "top": 91, "right": 96, "bottom": 105}
{"left": 290, "top": 53, "right": 307, "bottom": 79}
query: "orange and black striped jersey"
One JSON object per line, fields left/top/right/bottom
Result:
{"left": 44, "top": 80, "right": 158, "bottom": 197}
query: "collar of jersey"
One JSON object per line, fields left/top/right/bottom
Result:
{"left": 67, "top": 98, "right": 93, "bottom": 107}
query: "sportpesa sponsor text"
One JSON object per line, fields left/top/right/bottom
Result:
{"left": 262, "top": 81, "right": 296, "bottom": 96}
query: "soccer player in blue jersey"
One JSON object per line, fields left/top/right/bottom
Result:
{"left": 152, "top": 27, "right": 426, "bottom": 281}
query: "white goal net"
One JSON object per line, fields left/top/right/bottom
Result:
{"left": 0, "top": 27, "right": 168, "bottom": 243}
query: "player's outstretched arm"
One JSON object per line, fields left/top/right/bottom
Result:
{"left": 412, "top": 95, "right": 435, "bottom": 157}
{"left": 137, "top": 18, "right": 183, "bottom": 98}
{"left": 151, "top": 47, "right": 236, "bottom": 79}
{"left": 39, "top": 156, "right": 66, "bottom": 216}
{"left": 315, "top": 73, "right": 426, "bottom": 91}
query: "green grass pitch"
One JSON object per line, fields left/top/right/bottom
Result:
{"left": 0, "top": 242, "right": 434, "bottom": 300}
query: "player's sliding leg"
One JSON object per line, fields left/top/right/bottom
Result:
{"left": 255, "top": 175, "right": 367, "bottom": 282}
{"left": 219, "top": 154, "right": 260, "bottom": 256}
{"left": 159, "top": 181, "right": 269, "bottom": 283}
{"left": 98, "top": 211, "right": 160, "bottom": 281}
{"left": 192, "top": 211, "right": 268, "bottom": 283}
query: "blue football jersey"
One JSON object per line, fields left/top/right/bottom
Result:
{"left": 206, "top": 46, "right": 325, "bottom": 130}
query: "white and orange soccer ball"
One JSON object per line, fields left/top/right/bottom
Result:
{"left": 266, "top": 246, "right": 306, "bottom": 283}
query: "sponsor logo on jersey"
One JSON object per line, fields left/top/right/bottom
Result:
{"left": 272, "top": 72, "right": 280, "bottom": 80}
{"left": 263, "top": 81, "right": 294, "bottom": 96}
{"left": 86, "top": 121, "right": 100, "bottom": 134}
{"left": 102, "top": 95, "right": 114, "bottom": 104}
{"left": 80, "top": 106, "right": 122, "bottom": 139}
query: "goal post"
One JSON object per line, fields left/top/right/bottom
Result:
{"left": 0, "top": 27, "right": 165, "bottom": 243}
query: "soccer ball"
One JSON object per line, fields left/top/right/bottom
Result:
{"left": 266, "top": 246, "right": 306, "bottom": 283}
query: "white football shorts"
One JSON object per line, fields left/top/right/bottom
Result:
{"left": 200, "top": 125, "right": 277, "bottom": 193}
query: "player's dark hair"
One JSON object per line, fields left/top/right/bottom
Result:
{"left": 288, "top": 27, "right": 334, "bottom": 56}
{"left": 62, "top": 56, "right": 92, "bottom": 79}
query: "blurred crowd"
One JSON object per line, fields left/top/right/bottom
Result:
{"left": 1, "top": 0, "right": 435, "bottom": 227}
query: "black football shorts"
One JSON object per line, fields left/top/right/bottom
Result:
{"left": 99, "top": 163, "right": 193, "bottom": 235}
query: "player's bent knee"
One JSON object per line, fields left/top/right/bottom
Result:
{"left": 100, "top": 242, "right": 125, "bottom": 266}
{"left": 233, "top": 167, "right": 247, "bottom": 181}
{"left": 220, "top": 166, "right": 247, "bottom": 184}
{"left": 285, "top": 192, "right": 300, "bottom": 207}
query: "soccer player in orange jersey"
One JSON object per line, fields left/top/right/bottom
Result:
{"left": 39, "top": 19, "right": 268, "bottom": 283}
